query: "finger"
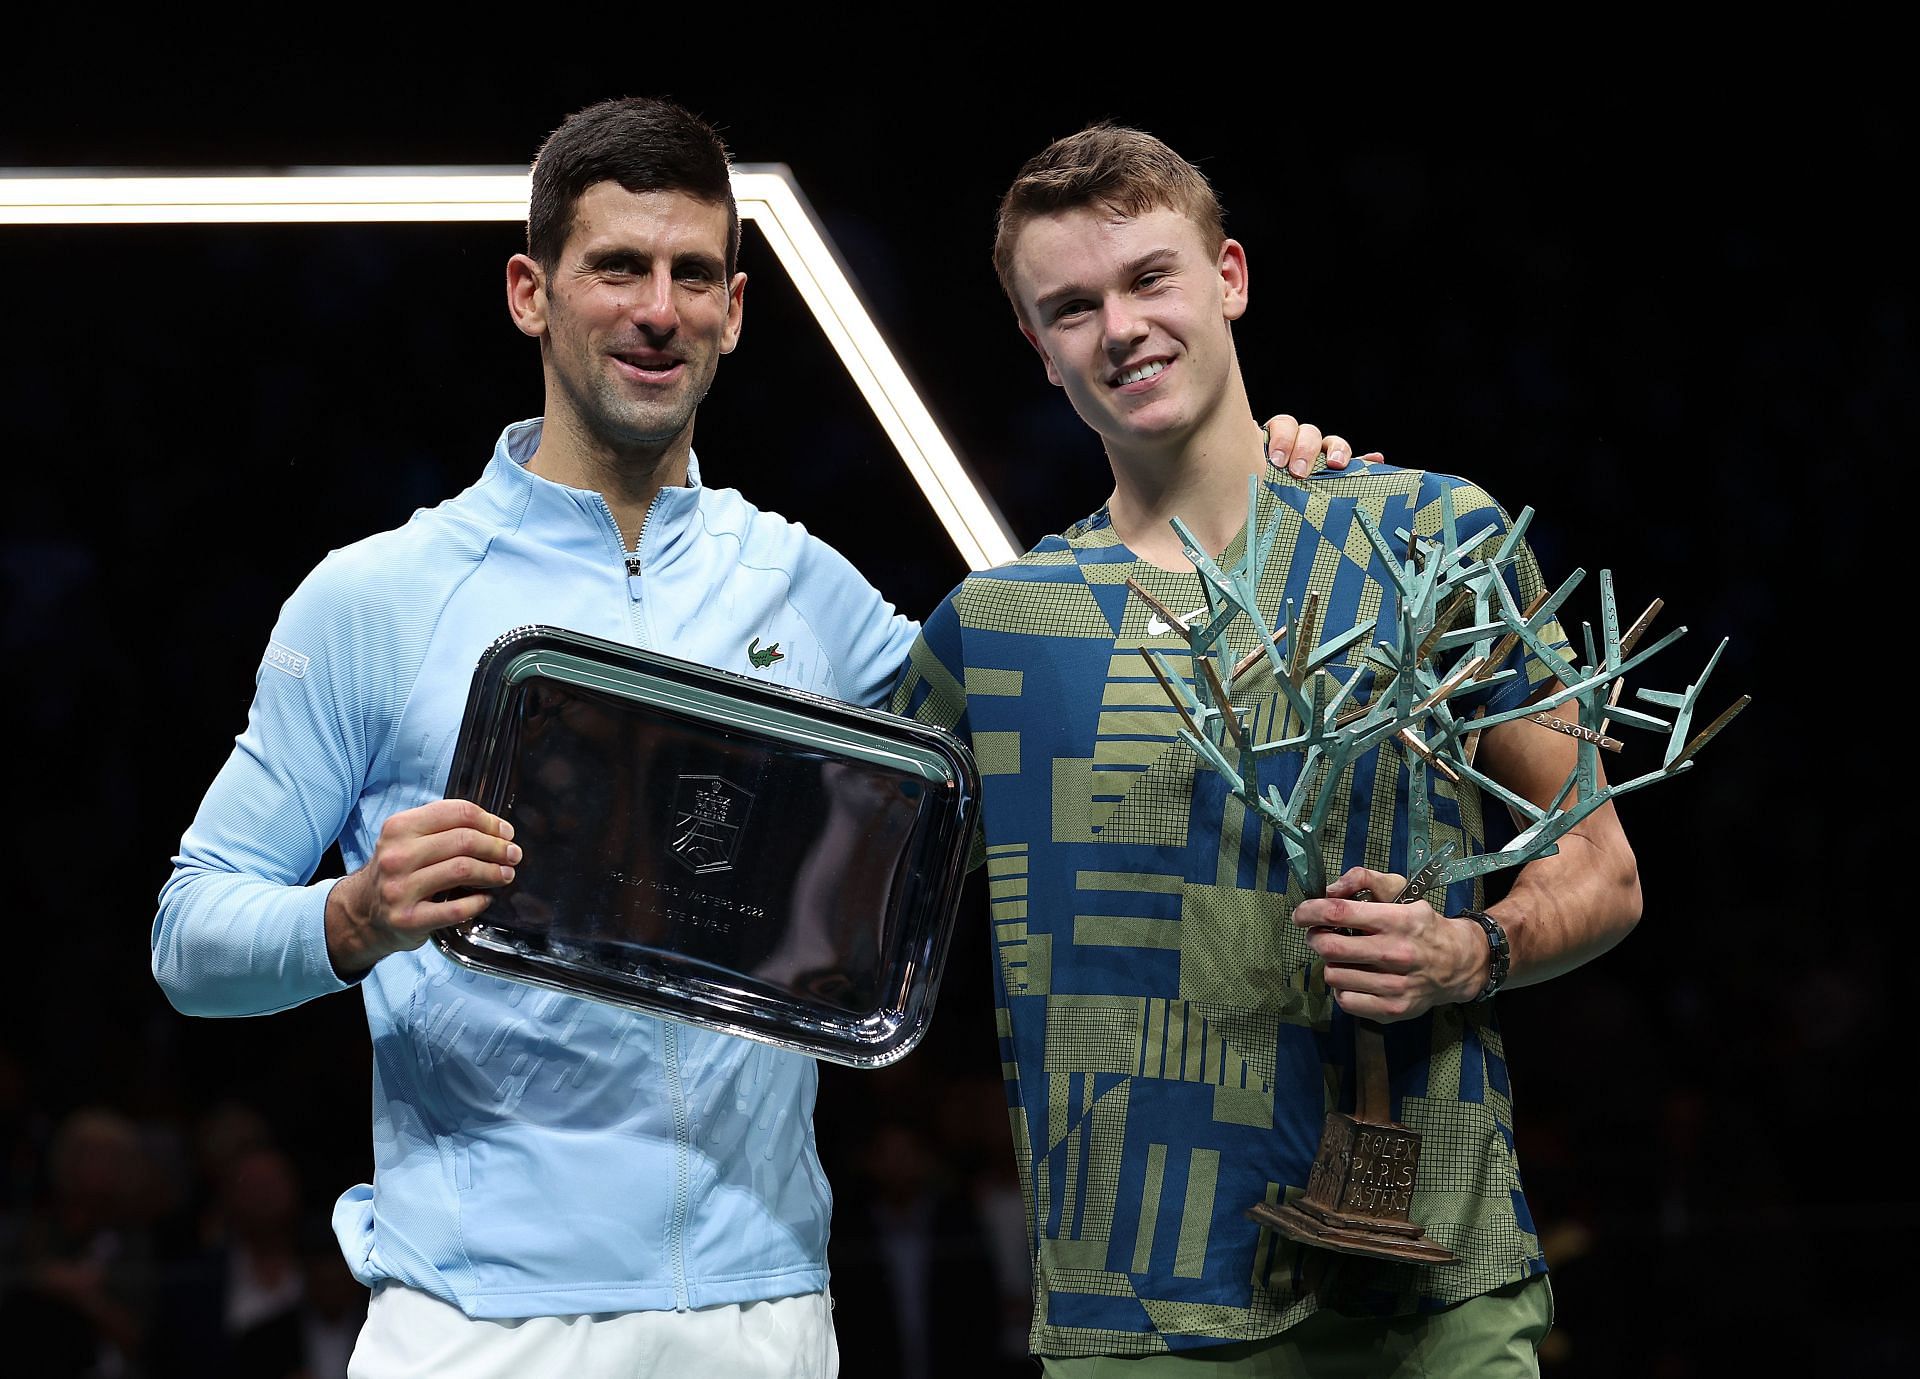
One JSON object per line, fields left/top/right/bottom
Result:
{"left": 383, "top": 891, "right": 496, "bottom": 945}
{"left": 1262, "top": 415, "right": 1300, "bottom": 469}
{"left": 1299, "top": 900, "right": 1388, "bottom": 940}
{"left": 370, "top": 830, "right": 520, "bottom": 909}
{"left": 383, "top": 797, "right": 516, "bottom": 844}
{"left": 1331, "top": 987, "right": 1423, "bottom": 1024}
{"left": 1305, "top": 929, "right": 1373, "bottom": 963}
{"left": 1356, "top": 450, "right": 1385, "bottom": 464}
{"left": 1321, "top": 961, "right": 1412, "bottom": 996}
{"left": 1323, "top": 959, "right": 1431, "bottom": 1019}
{"left": 1287, "top": 424, "right": 1324, "bottom": 479}
{"left": 1294, "top": 893, "right": 1385, "bottom": 934}
{"left": 376, "top": 853, "right": 517, "bottom": 923}
{"left": 1322, "top": 866, "right": 1405, "bottom": 900}
{"left": 1312, "top": 931, "right": 1419, "bottom": 972}
{"left": 408, "top": 853, "right": 519, "bottom": 900}
{"left": 1292, "top": 897, "right": 1338, "bottom": 931}
{"left": 401, "top": 826, "right": 524, "bottom": 873}
{"left": 1322, "top": 434, "right": 1353, "bottom": 470}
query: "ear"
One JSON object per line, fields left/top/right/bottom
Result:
{"left": 507, "top": 254, "right": 548, "bottom": 339}
{"left": 720, "top": 271, "right": 747, "bottom": 354}
{"left": 1218, "top": 238, "right": 1249, "bottom": 322}
{"left": 1018, "top": 322, "right": 1065, "bottom": 389}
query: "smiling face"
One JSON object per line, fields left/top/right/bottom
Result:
{"left": 1010, "top": 204, "right": 1247, "bottom": 457}
{"left": 516, "top": 181, "right": 745, "bottom": 460}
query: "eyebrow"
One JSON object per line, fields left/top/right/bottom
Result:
{"left": 580, "top": 246, "right": 727, "bottom": 276}
{"left": 1032, "top": 247, "right": 1181, "bottom": 316}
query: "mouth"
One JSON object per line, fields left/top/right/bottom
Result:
{"left": 1109, "top": 358, "right": 1170, "bottom": 392}
{"left": 611, "top": 350, "right": 685, "bottom": 384}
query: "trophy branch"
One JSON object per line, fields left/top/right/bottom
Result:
{"left": 1130, "top": 476, "right": 1749, "bottom": 1265}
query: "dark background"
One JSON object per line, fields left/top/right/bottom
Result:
{"left": 0, "top": 48, "right": 1902, "bottom": 1376}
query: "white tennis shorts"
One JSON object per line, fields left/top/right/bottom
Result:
{"left": 347, "top": 1282, "right": 839, "bottom": 1379}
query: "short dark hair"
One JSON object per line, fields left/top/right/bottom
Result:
{"left": 993, "top": 124, "right": 1226, "bottom": 322}
{"left": 527, "top": 97, "right": 740, "bottom": 276}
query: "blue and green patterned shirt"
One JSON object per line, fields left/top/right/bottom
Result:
{"left": 893, "top": 461, "right": 1570, "bottom": 1358}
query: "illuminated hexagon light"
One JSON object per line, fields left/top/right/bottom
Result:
{"left": 0, "top": 165, "right": 1019, "bottom": 569}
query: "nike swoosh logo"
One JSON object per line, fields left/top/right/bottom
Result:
{"left": 1147, "top": 607, "right": 1207, "bottom": 637}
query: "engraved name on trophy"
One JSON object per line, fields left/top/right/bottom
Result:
{"left": 1134, "top": 477, "right": 1746, "bottom": 1265}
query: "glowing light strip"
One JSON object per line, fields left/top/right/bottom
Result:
{"left": 0, "top": 173, "right": 532, "bottom": 223}
{"left": 0, "top": 166, "right": 1018, "bottom": 568}
{"left": 731, "top": 171, "right": 1016, "bottom": 570}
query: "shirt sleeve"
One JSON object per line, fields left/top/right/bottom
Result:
{"left": 788, "top": 534, "right": 920, "bottom": 710}
{"left": 887, "top": 589, "right": 970, "bottom": 736}
{"left": 887, "top": 590, "right": 985, "bottom": 871}
{"left": 151, "top": 556, "right": 385, "bottom": 1017}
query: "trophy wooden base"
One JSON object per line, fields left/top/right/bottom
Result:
{"left": 1248, "top": 1111, "right": 1458, "bottom": 1266}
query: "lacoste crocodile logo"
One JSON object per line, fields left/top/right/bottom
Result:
{"left": 748, "top": 638, "right": 785, "bottom": 669}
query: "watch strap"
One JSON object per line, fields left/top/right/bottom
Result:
{"left": 1457, "top": 907, "right": 1510, "bottom": 1002}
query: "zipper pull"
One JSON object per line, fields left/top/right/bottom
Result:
{"left": 624, "top": 553, "right": 644, "bottom": 601}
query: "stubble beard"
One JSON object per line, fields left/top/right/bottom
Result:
{"left": 555, "top": 338, "right": 715, "bottom": 465}
{"left": 545, "top": 286, "right": 717, "bottom": 463}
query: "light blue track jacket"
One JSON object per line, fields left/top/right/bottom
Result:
{"left": 152, "top": 419, "right": 919, "bottom": 1318}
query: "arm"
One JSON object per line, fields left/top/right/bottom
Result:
{"left": 787, "top": 528, "right": 920, "bottom": 710}
{"left": 888, "top": 594, "right": 985, "bottom": 872}
{"left": 1293, "top": 715, "right": 1642, "bottom": 1021}
{"left": 887, "top": 595, "right": 969, "bottom": 734}
{"left": 152, "top": 558, "right": 517, "bottom": 1014}
{"left": 1292, "top": 481, "right": 1640, "bottom": 1019}
{"left": 1470, "top": 714, "right": 1642, "bottom": 989}
{"left": 152, "top": 564, "right": 380, "bottom": 1017}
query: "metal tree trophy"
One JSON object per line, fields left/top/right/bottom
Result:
{"left": 1129, "top": 477, "right": 1747, "bottom": 1266}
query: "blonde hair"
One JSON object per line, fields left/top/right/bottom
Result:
{"left": 992, "top": 124, "right": 1226, "bottom": 320}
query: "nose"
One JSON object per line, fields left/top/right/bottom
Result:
{"left": 1100, "top": 296, "right": 1147, "bottom": 355}
{"left": 631, "top": 272, "right": 679, "bottom": 339}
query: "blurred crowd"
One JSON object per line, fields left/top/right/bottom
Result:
{"left": 0, "top": 1087, "right": 365, "bottom": 1378}
{"left": 0, "top": 1002, "right": 1035, "bottom": 1379}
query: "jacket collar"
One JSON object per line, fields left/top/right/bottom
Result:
{"left": 482, "top": 418, "right": 708, "bottom": 563}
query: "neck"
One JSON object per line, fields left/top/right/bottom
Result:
{"left": 525, "top": 408, "right": 693, "bottom": 549}
{"left": 1103, "top": 374, "right": 1265, "bottom": 571}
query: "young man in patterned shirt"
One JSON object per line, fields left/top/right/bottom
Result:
{"left": 891, "top": 126, "right": 1642, "bottom": 1377}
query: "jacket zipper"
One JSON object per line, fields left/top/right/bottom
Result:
{"left": 598, "top": 489, "right": 689, "bottom": 1306}
{"left": 596, "top": 493, "right": 662, "bottom": 648}
{"left": 663, "top": 1020, "right": 691, "bottom": 1309}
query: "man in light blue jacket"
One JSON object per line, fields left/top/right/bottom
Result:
{"left": 152, "top": 97, "right": 1355, "bottom": 1377}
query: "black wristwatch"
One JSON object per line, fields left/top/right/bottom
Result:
{"left": 1457, "top": 908, "right": 1510, "bottom": 1003}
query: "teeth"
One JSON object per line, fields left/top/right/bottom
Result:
{"left": 1116, "top": 361, "right": 1165, "bottom": 386}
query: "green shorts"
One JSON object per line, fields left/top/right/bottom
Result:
{"left": 1040, "top": 1275, "right": 1553, "bottom": 1379}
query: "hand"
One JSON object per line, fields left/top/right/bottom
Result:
{"left": 326, "top": 799, "right": 520, "bottom": 976}
{"left": 1262, "top": 415, "right": 1386, "bottom": 480}
{"left": 1292, "top": 865, "right": 1487, "bottom": 1022}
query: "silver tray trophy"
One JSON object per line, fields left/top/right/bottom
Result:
{"left": 434, "top": 626, "right": 980, "bottom": 1067}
